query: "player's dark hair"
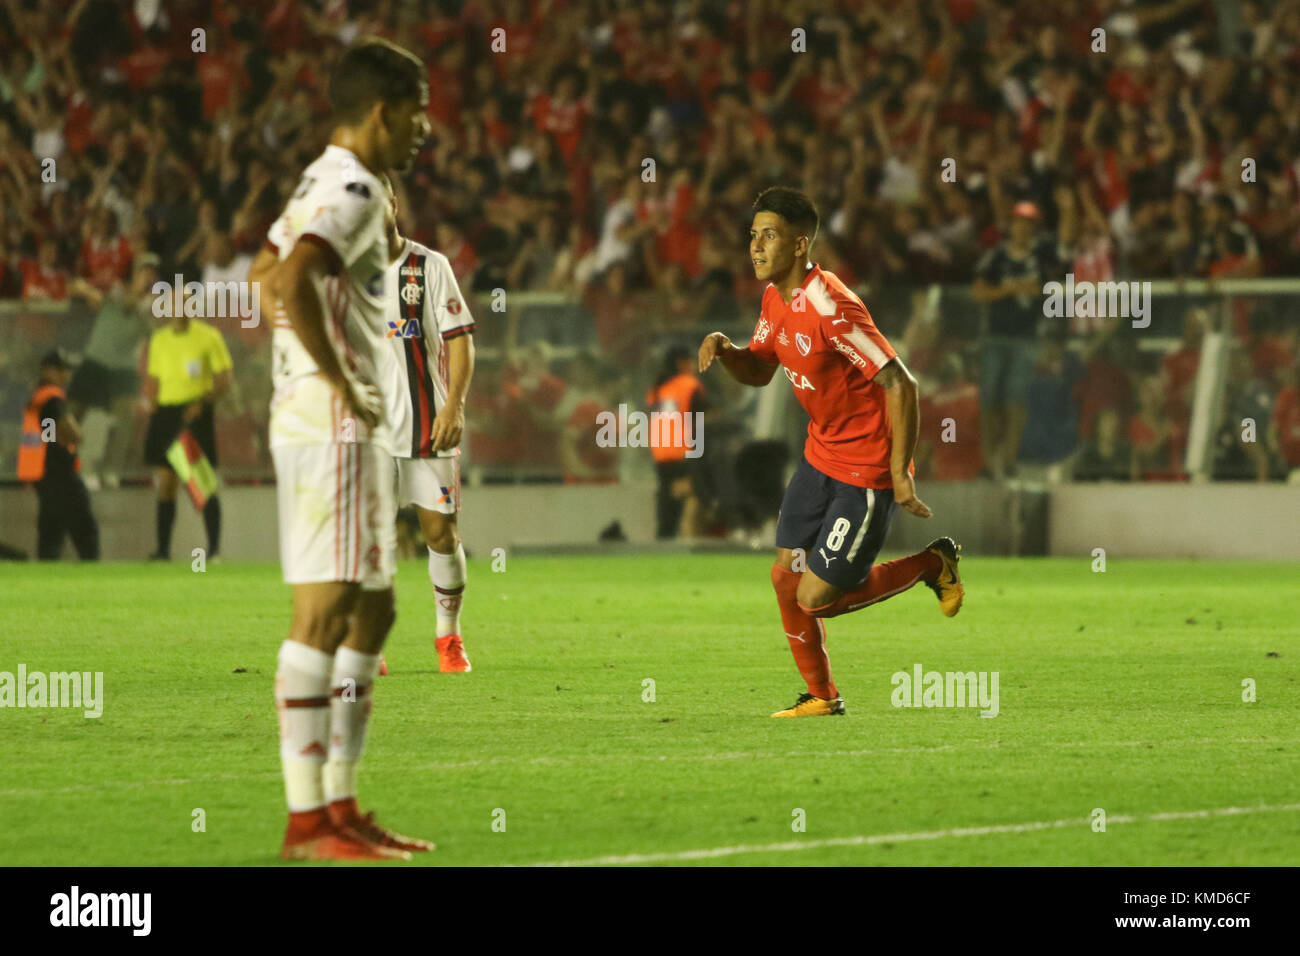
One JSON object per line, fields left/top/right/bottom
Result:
{"left": 655, "top": 345, "right": 692, "bottom": 387}
{"left": 752, "top": 186, "right": 819, "bottom": 246}
{"left": 329, "top": 38, "right": 426, "bottom": 123}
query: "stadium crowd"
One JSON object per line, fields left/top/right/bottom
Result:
{"left": 2, "top": 0, "right": 1299, "bottom": 487}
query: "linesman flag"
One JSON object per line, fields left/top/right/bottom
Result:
{"left": 165, "top": 429, "right": 218, "bottom": 510}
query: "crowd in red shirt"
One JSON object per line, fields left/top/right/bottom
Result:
{"left": 3, "top": 0, "right": 1299, "bottom": 483}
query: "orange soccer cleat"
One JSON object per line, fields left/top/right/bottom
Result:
{"left": 328, "top": 798, "right": 434, "bottom": 853}
{"left": 435, "top": 634, "right": 471, "bottom": 673}
{"left": 378, "top": 655, "right": 388, "bottom": 676}
{"left": 280, "top": 810, "right": 411, "bottom": 861}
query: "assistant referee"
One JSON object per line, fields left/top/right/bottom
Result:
{"left": 142, "top": 311, "right": 232, "bottom": 559}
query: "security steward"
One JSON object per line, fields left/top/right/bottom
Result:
{"left": 647, "top": 345, "right": 711, "bottom": 539}
{"left": 17, "top": 349, "right": 101, "bottom": 560}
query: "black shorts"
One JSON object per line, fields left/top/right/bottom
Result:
{"left": 67, "top": 359, "right": 139, "bottom": 410}
{"left": 775, "top": 456, "right": 897, "bottom": 590}
{"left": 144, "top": 402, "right": 218, "bottom": 469}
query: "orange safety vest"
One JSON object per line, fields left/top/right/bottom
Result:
{"left": 646, "top": 372, "right": 702, "bottom": 463}
{"left": 17, "top": 384, "right": 77, "bottom": 482}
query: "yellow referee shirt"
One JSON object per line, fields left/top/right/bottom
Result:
{"left": 147, "top": 320, "right": 233, "bottom": 406}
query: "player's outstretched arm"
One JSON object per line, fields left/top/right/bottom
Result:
{"left": 876, "top": 357, "right": 932, "bottom": 518}
{"left": 698, "top": 332, "right": 779, "bottom": 387}
{"left": 274, "top": 240, "right": 381, "bottom": 427}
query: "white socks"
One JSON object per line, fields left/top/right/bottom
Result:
{"left": 277, "top": 641, "right": 380, "bottom": 812}
{"left": 275, "top": 641, "right": 333, "bottom": 812}
{"left": 428, "top": 544, "right": 467, "bottom": 638}
{"left": 323, "top": 646, "right": 381, "bottom": 804}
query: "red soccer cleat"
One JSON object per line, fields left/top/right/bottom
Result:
{"left": 280, "top": 809, "right": 411, "bottom": 861}
{"left": 378, "top": 655, "right": 388, "bottom": 676}
{"left": 328, "top": 798, "right": 435, "bottom": 853}
{"left": 436, "top": 634, "right": 471, "bottom": 673}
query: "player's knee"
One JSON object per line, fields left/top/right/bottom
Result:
{"left": 423, "top": 517, "right": 459, "bottom": 554}
{"left": 796, "top": 576, "right": 838, "bottom": 615}
{"left": 771, "top": 561, "right": 797, "bottom": 595}
{"left": 296, "top": 608, "right": 350, "bottom": 650}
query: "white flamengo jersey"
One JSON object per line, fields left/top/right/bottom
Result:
{"left": 266, "top": 145, "right": 394, "bottom": 452}
{"left": 382, "top": 237, "right": 475, "bottom": 459}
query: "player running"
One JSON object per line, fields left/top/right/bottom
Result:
{"left": 379, "top": 188, "right": 475, "bottom": 673}
{"left": 251, "top": 38, "right": 433, "bottom": 860}
{"left": 698, "top": 187, "right": 964, "bottom": 718}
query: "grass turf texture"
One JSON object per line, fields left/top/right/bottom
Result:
{"left": 1, "top": 555, "right": 1297, "bottom": 867}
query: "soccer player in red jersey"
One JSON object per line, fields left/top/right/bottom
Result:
{"left": 699, "top": 187, "right": 964, "bottom": 717}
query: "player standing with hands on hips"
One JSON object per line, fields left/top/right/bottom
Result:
{"left": 247, "top": 37, "right": 434, "bottom": 860}
{"left": 699, "top": 187, "right": 965, "bottom": 718}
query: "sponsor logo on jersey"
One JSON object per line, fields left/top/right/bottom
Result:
{"left": 753, "top": 317, "right": 771, "bottom": 343}
{"left": 783, "top": 367, "right": 816, "bottom": 391}
{"left": 830, "top": 335, "right": 867, "bottom": 370}
{"left": 387, "top": 318, "right": 423, "bottom": 338}
{"left": 446, "top": 297, "right": 462, "bottom": 315}
{"left": 777, "top": 329, "right": 789, "bottom": 346}
{"left": 795, "top": 332, "right": 812, "bottom": 356}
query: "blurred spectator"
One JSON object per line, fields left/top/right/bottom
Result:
{"left": 917, "top": 354, "right": 984, "bottom": 482}
{"left": 1269, "top": 361, "right": 1300, "bottom": 481}
{"left": 556, "top": 356, "right": 619, "bottom": 484}
{"left": 1075, "top": 320, "right": 1134, "bottom": 440}
{"left": 20, "top": 238, "right": 68, "bottom": 302}
{"left": 1131, "top": 375, "right": 1177, "bottom": 481}
{"left": 65, "top": 254, "right": 156, "bottom": 487}
{"left": 1212, "top": 347, "right": 1277, "bottom": 481}
{"left": 972, "top": 201, "right": 1060, "bottom": 477}
{"left": 1017, "top": 334, "right": 1084, "bottom": 474}
{"left": 1074, "top": 406, "right": 1133, "bottom": 482}
{"left": 78, "top": 207, "right": 133, "bottom": 292}
{"left": 0, "top": 233, "right": 21, "bottom": 297}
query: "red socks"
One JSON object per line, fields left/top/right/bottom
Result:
{"left": 771, "top": 564, "right": 837, "bottom": 700}
{"left": 800, "top": 550, "right": 942, "bottom": 618}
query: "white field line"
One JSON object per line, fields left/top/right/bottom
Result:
{"left": 0, "top": 736, "right": 1294, "bottom": 798}
{"left": 520, "top": 803, "right": 1300, "bottom": 867}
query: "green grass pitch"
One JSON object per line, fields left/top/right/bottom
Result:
{"left": 2, "top": 554, "right": 1297, "bottom": 866}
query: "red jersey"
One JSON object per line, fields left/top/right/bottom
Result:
{"left": 747, "top": 264, "right": 901, "bottom": 488}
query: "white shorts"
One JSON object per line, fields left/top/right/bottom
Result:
{"left": 272, "top": 442, "right": 396, "bottom": 590}
{"left": 395, "top": 455, "right": 460, "bottom": 513}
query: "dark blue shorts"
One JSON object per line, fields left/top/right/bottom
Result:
{"left": 775, "top": 456, "right": 897, "bottom": 591}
